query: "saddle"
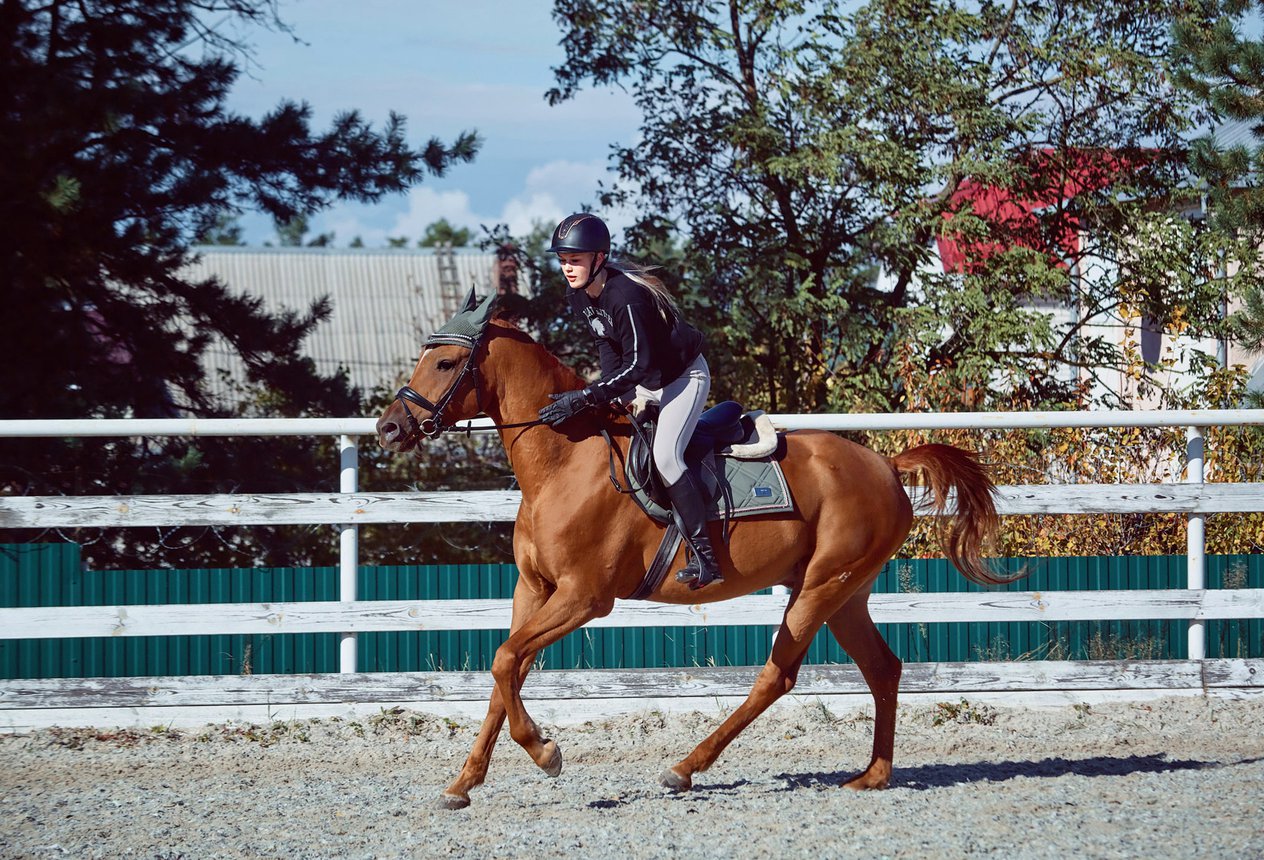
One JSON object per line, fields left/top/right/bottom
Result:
{"left": 625, "top": 400, "right": 785, "bottom": 524}
{"left": 617, "top": 401, "right": 791, "bottom": 600}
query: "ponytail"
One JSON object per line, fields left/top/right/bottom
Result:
{"left": 608, "top": 261, "right": 680, "bottom": 323}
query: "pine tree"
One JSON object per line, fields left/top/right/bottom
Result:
{"left": 1174, "top": 1, "right": 1264, "bottom": 239}
{"left": 0, "top": 0, "right": 480, "bottom": 566}
{"left": 1174, "top": 1, "right": 1264, "bottom": 353}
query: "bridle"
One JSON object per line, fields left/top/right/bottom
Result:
{"left": 392, "top": 330, "right": 544, "bottom": 442}
{"left": 393, "top": 326, "right": 647, "bottom": 501}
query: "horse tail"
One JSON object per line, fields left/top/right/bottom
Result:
{"left": 890, "top": 444, "right": 1017, "bottom": 586}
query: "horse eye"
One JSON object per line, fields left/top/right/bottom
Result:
{"left": 436, "top": 359, "right": 455, "bottom": 372}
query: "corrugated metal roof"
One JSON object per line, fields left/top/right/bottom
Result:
{"left": 1208, "top": 118, "right": 1263, "bottom": 151}
{"left": 182, "top": 246, "right": 502, "bottom": 402}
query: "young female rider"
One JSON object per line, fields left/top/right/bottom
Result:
{"left": 536, "top": 213, "right": 721, "bottom": 590}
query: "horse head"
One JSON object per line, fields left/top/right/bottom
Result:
{"left": 376, "top": 288, "right": 497, "bottom": 452}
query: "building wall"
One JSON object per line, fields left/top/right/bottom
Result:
{"left": 182, "top": 246, "right": 504, "bottom": 402}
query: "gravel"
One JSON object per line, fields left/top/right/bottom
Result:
{"left": 2, "top": 695, "right": 1262, "bottom": 859}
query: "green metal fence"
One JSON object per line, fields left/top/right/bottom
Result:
{"left": 2, "top": 543, "right": 1261, "bottom": 680}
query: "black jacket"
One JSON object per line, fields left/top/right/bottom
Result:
{"left": 567, "top": 271, "right": 704, "bottom": 403}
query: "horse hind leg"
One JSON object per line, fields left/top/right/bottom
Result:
{"left": 659, "top": 586, "right": 836, "bottom": 792}
{"left": 826, "top": 593, "right": 902, "bottom": 790}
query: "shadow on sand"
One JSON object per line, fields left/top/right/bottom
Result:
{"left": 584, "top": 756, "right": 1263, "bottom": 808}
{"left": 775, "top": 753, "right": 1256, "bottom": 791}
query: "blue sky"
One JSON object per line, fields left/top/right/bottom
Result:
{"left": 221, "top": 0, "right": 640, "bottom": 246}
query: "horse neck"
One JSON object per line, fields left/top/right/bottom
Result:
{"left": 482, "top": 329, "right": 596, "bottom": 494}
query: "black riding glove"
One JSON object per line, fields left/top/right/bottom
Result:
{"left": 539, "top": 389, "right": 595, "bottom": 427}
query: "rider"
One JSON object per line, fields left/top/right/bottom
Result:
{"left": 537, "top": 212, "right": 722, "bottom": 590}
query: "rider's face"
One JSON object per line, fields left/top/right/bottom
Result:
{"left": 557, "top": 252, "right": 604, "bottom": 289}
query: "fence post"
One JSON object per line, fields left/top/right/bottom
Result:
{"left": 1185, "top": 426, "right": 1206, "bottom": 661}
{"left": 339, "top": 434, "right": 359, "bottom": 674}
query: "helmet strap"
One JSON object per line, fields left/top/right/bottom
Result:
{"left": 580, "top": 252, "right": 608, "bottom": 290}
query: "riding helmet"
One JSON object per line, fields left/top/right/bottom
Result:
{"left": 548, "top": 213, "right": 610, "bottom": 255}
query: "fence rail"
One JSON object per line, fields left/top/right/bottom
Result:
{"left": 5, "top": 483, "right": 1264, "bottom": 529}
{"left": 4, "top": 589, "right": 1264, "bottom": 640}
{"left": 3, "top": 410, "right": 1264, "bottom": 728}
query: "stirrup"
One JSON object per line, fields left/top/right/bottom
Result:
{"left": 675, "top": 555, "right": 723, "bottom": 590}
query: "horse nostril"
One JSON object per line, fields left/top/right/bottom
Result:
{"left": 380, "top": 421, "right": 399, "bottom": 442}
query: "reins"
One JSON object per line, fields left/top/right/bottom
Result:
{"left": 602, "top": 413, "right": 653, "bottom": 496}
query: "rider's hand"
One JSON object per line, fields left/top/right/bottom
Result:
{"left": 539, "top": 389, "right": 595, "bottom": 427}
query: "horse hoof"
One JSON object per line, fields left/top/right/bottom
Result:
{"left": 842, "top": 773, "right": 889, "bottom": 791}
{"left": 540, "top": 740, "right": 563, "bottom": 777}
{"left": 659, "top": 767, "right": 692, "bottom": 792}
{"left": 437, "top": 792, "right": 471, "bottom": 810}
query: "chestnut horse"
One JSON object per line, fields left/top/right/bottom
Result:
{"left": 376, "top": 297, "right": 1007, "bottom": 809}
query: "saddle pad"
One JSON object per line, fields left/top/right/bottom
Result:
{"left": 634, "top": 455, "right": 794, "bottom": 523}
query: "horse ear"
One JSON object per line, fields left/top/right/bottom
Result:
{"left": 469, "top": 291, "right": 498, "bottom": 329}
{"left": 458, "top": 287, "right": 479, "bottom": 314}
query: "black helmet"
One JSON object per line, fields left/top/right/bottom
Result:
{"left": 548, "top": 213, "right": 610, "bottom": 255}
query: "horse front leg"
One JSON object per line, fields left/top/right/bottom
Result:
{"left": 439, "top": 576, "right": 551, "bottom": 810}
{"left": 490, "top": 584, "right": 611, "bottom": 778}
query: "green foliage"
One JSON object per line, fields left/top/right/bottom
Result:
{"left": 550, "top": 0, "right": 1240, "bottom": 413}
{"left": 1173, "top": 0, "right": 1264, "bottom": 240}
{"left": 197, "top": 213, "right": 247, "bottom": 247}
{"left": 1173, "top": 0, "right": 1264, "bottom": 357}
{"left": 0, "top": 0, "right": 479, "bottom": 567}
{"left": 418, "top": 218, "right": 473, "bottom": 248}
{"left": 273, "top": 213, "right": 335, "bottom": 247}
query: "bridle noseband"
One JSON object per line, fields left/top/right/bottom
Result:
{"left": 392, "top": 329, "right": 543, "bottom": 442}
{"left": 394, "top": 359, "right": 476, "bottom": 443}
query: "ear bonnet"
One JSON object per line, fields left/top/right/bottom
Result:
{"left": 426, "top": 288, "right": 497, "bottom": 348}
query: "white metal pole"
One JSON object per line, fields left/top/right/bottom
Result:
{"left": 1185, "top": 426, "right": 1206, "bottom": 661}
{"left": 339, "top": 434, "right": 359, "bottom": 674}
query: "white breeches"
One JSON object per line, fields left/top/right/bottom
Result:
{"left": 635, "top": 354, "right": 711, "bottom": 486}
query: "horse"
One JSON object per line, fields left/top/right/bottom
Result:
{"left": 376, "top": 292, "right": 1011, "bottom": 809}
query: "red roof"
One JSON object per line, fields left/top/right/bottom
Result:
{"left": 936, "top": 149, "right": 1143, "bottom": 273}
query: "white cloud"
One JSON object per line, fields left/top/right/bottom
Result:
{"left": 386, "top": 187, "right": 483, "bottom": 241}
{"left": 498, "top": 159, "right": 614, "bottom": 236}
{"left": 498, "top": 192, "right": 567, "bottom": 237}
{"left": 309, "top": 158, "right": 639, "bottom": 248}
{"left": 512, "top": 160, "right": 640, "bottom": 245}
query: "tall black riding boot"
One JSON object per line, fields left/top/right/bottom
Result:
{"left": 664, "top": 468, "right": 723, "bottom": 590}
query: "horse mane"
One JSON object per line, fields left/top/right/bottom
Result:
{"left": 486, "top": 316, "right": 585, "bottom": 389}
{"left": 484, "top": 316, "right": 632, "bottom": 439}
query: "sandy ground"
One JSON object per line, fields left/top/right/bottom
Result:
{"left": 2, "top": 696, "right": 1263, "bottom": 859}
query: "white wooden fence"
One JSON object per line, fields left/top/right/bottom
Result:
{"left": 1, "top": 410, "right": 1263, "bottom": 729}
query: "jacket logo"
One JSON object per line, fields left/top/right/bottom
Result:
{"left": 584, "top": 307, "right": 613, "bottom": 338}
